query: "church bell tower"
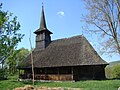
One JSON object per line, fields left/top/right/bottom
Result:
{"left": 34, "top": 3, "right": 52, "bottom": 50}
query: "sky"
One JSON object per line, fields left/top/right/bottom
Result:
{"left": 1, "top": 0, "right": 120, "bottom": 62}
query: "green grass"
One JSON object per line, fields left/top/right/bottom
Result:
{"left": 0, "top": 75, "right": 120, "bottom": 90}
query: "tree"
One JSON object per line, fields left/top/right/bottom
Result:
{"left": 6, "top": 49, "right": 18, "bottom": 75}
{"left": 0, "top": 3, "right": 24, "bottom": 78}
{"left": 82, "top": 0, "right": 120, "bottom": 55}
{"left": 105, "top": 64, "right": 120, "bottom": 79}
{"left": 16, "top": 48, "right": 30, "bottom": 66}
{"left": 6, "top": 48, "right": 30, "bottom": 74}
{"left": 112, "top": 64, "right": 120, "bottom": 79}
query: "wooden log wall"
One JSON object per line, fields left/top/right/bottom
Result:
{"left": 35, "top": 74, "right": 73, "bottom": 81}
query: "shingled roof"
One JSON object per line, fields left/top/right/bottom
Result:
{"left": 19, "top": 35, "right": 108, "bottom": 68}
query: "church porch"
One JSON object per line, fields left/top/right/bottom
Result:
{"left": 18, "top": 66, "right": 74, "bottom": 81}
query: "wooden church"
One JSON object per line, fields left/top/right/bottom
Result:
{"left": 18, "top": 4, "right": 108, "bottom": 81}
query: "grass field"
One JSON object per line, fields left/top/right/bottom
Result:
{"left": 0, "top": 75, "right": 120, "bottom": 90}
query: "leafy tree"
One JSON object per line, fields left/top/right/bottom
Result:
{"left": 0, "top": 3, "right": 24, "bottom": 79}
{"left": 6, "top": 48, "right": 30, "bottom": 74}
{"left": 15, "top": 47, "right": 30, "bottom": 68}
{"left": 6, "top": 49, "right": 19, "bottom": 75}
{"left": 82, "top": 0, "right": 120, "bottom": 55}
{"left": 105, "top": 63, "right": 120, "bottom": 79}
{"left": 17, "top": 47, "right": 30, "bottom": 65}
{"left": 112, "top": 64, "right": 120, "bottom": 79}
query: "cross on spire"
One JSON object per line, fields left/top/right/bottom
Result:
{"left": 42, "top": 0, "right": 44, "bottom": 6}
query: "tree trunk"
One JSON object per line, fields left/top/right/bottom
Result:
{"left": 114, "top": 37, "right": 120, "bottom": 54}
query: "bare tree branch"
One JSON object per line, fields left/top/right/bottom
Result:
{"left": 83, "top": 0, "right": 120, "bottom": 55}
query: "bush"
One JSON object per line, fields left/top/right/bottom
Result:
{"left": 112, "top": 64, "right": 120, "bottom": 79}
{"left": 105, "top": 66, "right": 112, "bottom": 79}
{"left": 0, "top": 68, "right": 8, "bottom": 80}
{"left": 105, "top": 64, "right": 120, "bottom": 79}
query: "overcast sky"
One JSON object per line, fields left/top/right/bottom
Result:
{"left": 1, "top": 0, "right": 119, "bottom": 62}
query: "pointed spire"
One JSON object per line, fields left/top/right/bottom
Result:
{"left": 34, "top": 2, "right": 52, "bottom": 34}
{"left": 40, "top": 2, "right": 47, "bottom": 30}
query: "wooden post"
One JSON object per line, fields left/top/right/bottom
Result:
{"left": 31, "top": 49, "right": 34, "bottom": 85}
{"left": 71, "top": 67, "right": 73, "bottom": 80}
{"left": 92, "top": 66, "right": 95, "bottom": 79}
{"left": 45, "top": 68, "right": 47, "bottom": 80}
{"left": 57, "top": 68, "right": 60, "bottom": 80}
{"left": 29, "top": 31, "right": 34, "bottom": 86}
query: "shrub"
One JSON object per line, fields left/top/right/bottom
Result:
{"left": 112, "top": 64, "right": 120, "bottom": 79}
{"left": 105, "top": 66, "right": 112, "bottom": 79}
{"left": 0, "top": 68, "right": 8, "bottom": 80}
